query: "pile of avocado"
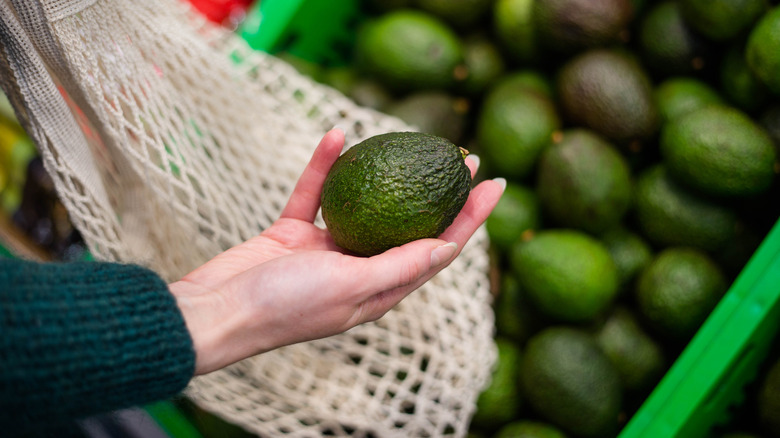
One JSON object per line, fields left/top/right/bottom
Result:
{"left": 279, "top": 0, "right": 780, "bottom": 437}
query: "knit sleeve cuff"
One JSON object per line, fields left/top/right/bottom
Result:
{"left": 0, "top": 259, "right": 196, "bottom": 431}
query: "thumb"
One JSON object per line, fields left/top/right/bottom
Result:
{"left": 360, "top": 239, "right": 458, "bottom": 294}
{"left": 349, "top": 239, "right": 458, "bottom": 321}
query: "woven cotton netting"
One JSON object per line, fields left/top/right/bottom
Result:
{"left": 0, "top": 0, "right": 497, "bottom": 436}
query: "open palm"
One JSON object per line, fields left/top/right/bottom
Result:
{"left": 169, "top": 128, "right": 504, "bottom": 375}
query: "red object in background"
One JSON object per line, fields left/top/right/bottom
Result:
{"left": 188, "top": 0, "right": 254, "bottom": 25}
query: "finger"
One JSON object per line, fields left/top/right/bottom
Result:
{"left": 348, "top": 239, "right": 457, "bottom": 324}
{"left": 465, "top": 153, "right": 479, "bottom": 179}
{"left": 348, "top": 238, "right": 456, "bottom": 299}
{"left": 280, "top": 128, "right": 345, "bottom": 222}
{"left": 354, "top": 237, "right": 472, "bottom": 324}
{"left": 439, "top": 177, "right": 505, "bottom": 247}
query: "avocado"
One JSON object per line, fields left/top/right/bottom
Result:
{"left": 746, "top": 6, "right": 780, "bottom": 94}
{"left": 635, "top": 247, "right": 727, "bottom": 343}
{"left": 654, "top": 77, "right": 724, "bottom": 123}
{"left": 456, "top": 33, "right": 507, "bottom": 97}
{"left": 679, "top": 0, "right": 768, "bottom": 42}
{"left": 415, "top": 0, "right": 494, "bottom": 30}
{"left": 533, "top": 0, "right": 634, "bottom": 54}
{"left": 720, "top": 44, "right": 770, "bottom": 113}
{"left": 535, "top": 129, "right": 633, "bottom": 234}
{"left": 660, "top": 105, "right": 777, "bottom": 198}
{"left": 596, "top": 306, "right": 666, "bottom": 395}
{"left": 321, "top": 132, "right": 471, "bottom": 256}
{"left": 520, "top": 327, "right": 623, "bottom": 438}
{"left": 347, "top": 78, "right": 394, "bottom": 111}
{"left": 385, "top": 91, "right": 469, "bottom": 144}
{"left": 476, "top": 84, "right": 561, "bottom": 181}
{"left": 557, "top": 49, "right": 659, "bottom": 146}
{"left": 633, "top": 165, "right": 738, "bottom": 252}
{"left": 493, "top": 0, "right": 539, "bottom": 64}
{"left": 639, "top": 1, "right": 714, "bottom": 76}
{"left": 494, "top": 273, "right": 547, "bottom": 344}
{"left": 510, "top": 229, "right": 619, "bottom": 323}
{"left": 354, "top": 10, "right": 463, "bottom": 92}
{"left": 471, "top": 338, "right": 523, "bottom": 430}
{"left": 601, "top": 226, "right": 654, "bottom": 290}
{"left": 485, "top": 181, "right": 541, "bottom": 254}
{"left": 492, "top": 70, "right": 555, "bottom": 100}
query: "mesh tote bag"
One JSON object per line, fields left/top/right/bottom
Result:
{"left": 0, "top": 0, "right": 497, "bottom": 436}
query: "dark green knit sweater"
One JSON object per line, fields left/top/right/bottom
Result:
{"left": 0, "top": 258, "right": 196, "bottom": 437}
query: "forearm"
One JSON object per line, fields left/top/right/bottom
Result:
{"left": 0, "top": 259, "right": 196, "bottom": 436}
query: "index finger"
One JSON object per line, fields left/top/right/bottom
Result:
{"left": 439, "top": 177, "right": 505, "bottom": 248}
{"left": 280, "top": 128, "right": 346, "bottom": 222}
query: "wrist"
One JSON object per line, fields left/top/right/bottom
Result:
{"left": 169, "top": 281, "right": 251, "bottom": 375}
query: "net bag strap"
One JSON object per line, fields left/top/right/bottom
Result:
{"left": 0, "top": 0, "right": 115, "bottom": 242}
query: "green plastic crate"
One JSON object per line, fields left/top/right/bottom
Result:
{"left": 241, "top": 2, "right": 780, "bottom": 438}
{"left": 238, "top": 0, "right": 360, "bottom": 66}
{"left": 622, "top": 218, "right": 780, "bottom": 437}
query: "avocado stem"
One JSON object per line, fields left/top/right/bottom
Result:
{"left": 459, "top": 147, "right": 469, "bottom": 160}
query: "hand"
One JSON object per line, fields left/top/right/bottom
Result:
{"left": 169, "top": 128, "right": 505, "bottom": 375}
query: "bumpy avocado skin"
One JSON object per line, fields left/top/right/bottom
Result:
{"left": 321, "top": 132, "right": 471, "bottom": 256}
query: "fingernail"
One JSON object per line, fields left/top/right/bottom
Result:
{"left": 468, "top": 154, "right": 480, "bottom": 168}
{"left": 493, "top": 177, "right": 507, "bottom": 192}
{"left": 332, "top": 125, "right": 346, "bottom": 134}
{"left": 431, "top": 242, "right": 458, "bottom": 267}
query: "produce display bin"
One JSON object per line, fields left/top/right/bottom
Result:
{"left": 240, "top": 1, "right": 780, "bottom": 438}
{"left": 620, "top": 218, "right": 780, "bottom": 438}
